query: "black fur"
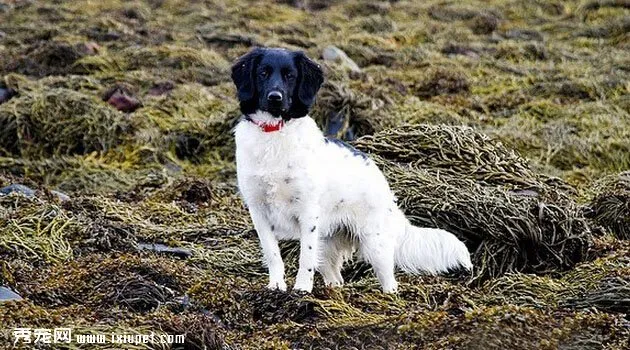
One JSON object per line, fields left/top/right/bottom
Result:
{"left": 231, "top": 47, "right": 324, "bottom": 121}
{"left": 324, "top": 137, "right": 368, "bottom": 160}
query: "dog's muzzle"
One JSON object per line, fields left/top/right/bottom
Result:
{"left": 267, "top": 91, "right": 283, "bottom": 103}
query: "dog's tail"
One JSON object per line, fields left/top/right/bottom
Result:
{"left": 394, "top": 218, "right": 472, "bottom": 275}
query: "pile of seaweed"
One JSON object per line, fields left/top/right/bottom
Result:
{"left": 1, "top": 0, "right": 629, "bottom": 349}
{"left": 354, "top": 125, "right": 592, "bottom": 281}
{"left": 588, "top": 172, "right": 630, "bottom": 240}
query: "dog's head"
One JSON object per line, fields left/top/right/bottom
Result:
{"left": 231, "top": 47, "right": 324, "bottom": 120}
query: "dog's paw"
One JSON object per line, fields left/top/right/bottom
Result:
{"left": 324, "top": 280, "right": 344, "bottom": 288}
{"left": 381, "top": 281, "right": 398, "bottom": 294}
{"left": 323, "top": 277, "right": 344, "bottom": 288}
{"left": 292, "top": 282, "right": 313, "bottom": 293}
{"left": 267, "top": 280, "right": 287, "bottom": 291}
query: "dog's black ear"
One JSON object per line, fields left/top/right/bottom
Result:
{"left": 231, "top": 48, "right": 264, "bottom": 104}
{"left": 289, "top": 51, "right": 324, "bottom": 118}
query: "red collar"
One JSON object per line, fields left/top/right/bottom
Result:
{"left": 246, "top": 116, "right": 284, "bottom": 132}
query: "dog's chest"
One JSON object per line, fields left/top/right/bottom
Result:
{"left": 247, "top": 163, "right": 312, "bottom": 209}
{"left": 235, "top": 119, "right": 323, "bottom": 214}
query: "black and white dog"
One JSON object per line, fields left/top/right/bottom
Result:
{"left": 231, "top": 47, "right": 471, "bottom": 293}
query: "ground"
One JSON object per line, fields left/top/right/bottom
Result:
{"left": 0, "top": 0, "right": 629, "bottom": 349}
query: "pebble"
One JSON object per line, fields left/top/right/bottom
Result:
{"left": 148, "top": 80, "right": 175, "bottom": 96}
{"left": 0, "top": 184, "right": 36, "bottom": 197}
{"left": 106, "top": 88, "right": 141, "bottom": 112}
{"left": 137, "top": 243, "right": 192, "bottom": 259}
{"left": 0, "top": 286, "right": 22, "bottom": 302}
{"left": 51, "top": 190, "right": 70, "bottom": 202}
{"left": 77, "top": 41, "right": 101, "bottom": 55}
{"left": 322, "top": 45, "right": 361, "bottom": 73}
{"left": 0, "top": 87, "right": 17, "bottom": 104}
{"left": 503, "top": 29, "right": 544, "bottom": 42}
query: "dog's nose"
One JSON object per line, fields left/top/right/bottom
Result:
{"left": 267, "top": 91, "right": 283, "bottom": 102}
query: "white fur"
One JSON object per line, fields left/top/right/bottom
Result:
{"left": 235, "top": 111, "right": 472, "bottom": 293}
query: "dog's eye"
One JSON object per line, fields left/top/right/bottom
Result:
{"left": 259, "top": 71, "right": 269, "bottom": 79}
{"left": 284, "top": 72, "right": 295, "bottom": 80}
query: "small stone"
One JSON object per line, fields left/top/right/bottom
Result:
{"left": 469, "top": 13, "right": 499, "bottom": 35}
{"left": 0, "top": 87, "right": 17, "bottom": 104}
{"left": 0, "top": 286, "right": 22, "bottom": 302}
{"left": 148, "top": 80, "right": 175, "bottom": 96}
{"left": 77, "top": 41, "right": 101, "bottom": 55}
{"left": 0, "top": 184, "right": 36, "bottom": 197}
{"left": 51, "top": 190, "right": 70, "bottom": 202}
{"left": 104, "top": 87, "right": 141, "bottom": 113}
{"left": 137, "top": 243, "right": 192, "bottom": 259}
{"left": 442, "top": 44, "right": 481, "bottom": 59}
{"left": 322, "top": 45, "right": 361, "bottom": 73}
{"left": 503, "top": 29, "right": 544, "bottom": 42}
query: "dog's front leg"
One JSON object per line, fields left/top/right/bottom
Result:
{"left": 249, "top": 207, "right": 286, "bottom": 291}
{"left": 293, "top": 209, "right": 320, "bottom": 292}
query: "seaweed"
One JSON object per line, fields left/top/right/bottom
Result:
{"left": 1, "top": 0, "right": 629, "bottom": 348}
{"left": 588, "top": 172, "right": 630, "bottom": 239}
{"left": 354, "top": 125, "right": 591, "bottom": 280}
{"left": 0, "top": 88, "right": 132, "bottom": 158}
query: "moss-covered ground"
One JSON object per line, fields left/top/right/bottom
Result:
{"left": 1, "top": 0, "right": 629, "bottom": 349}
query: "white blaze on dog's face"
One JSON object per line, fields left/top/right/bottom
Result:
{"left": 231, "top": 47, "right": 324, "bottom": 121}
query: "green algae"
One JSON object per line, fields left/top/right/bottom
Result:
{"left": 1, "top": 0, "right": 629, "bottom": 349}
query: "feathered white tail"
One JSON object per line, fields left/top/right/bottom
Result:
{"left": 395, "top": 220, "right": 472, "bottom": 275}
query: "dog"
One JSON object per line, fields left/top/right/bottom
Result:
{"left": 231, "top": 47, "right": 472, "bottom": 293}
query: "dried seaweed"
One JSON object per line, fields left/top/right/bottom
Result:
{"left": 0, "top": 0, "right": 629, "bottom": 348}
{"left": 588, "top": 172, "right": 630, "bottom": 239}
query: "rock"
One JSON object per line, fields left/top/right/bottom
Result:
{"left": 77, "top": 41, "right": 101, "bottom": 55}
{"left": 104, "top": 86, "right": 141, "bottom": 113}
{"left": 0, "top": 184, "right": 36, "bottom": 197}
{"left": 469, "top": 13, "right": 499, "bottom": 35}
{"left": 0, "top": 87, "right": 17, "bottom": 104}
{"left": 137, "top": 243, "right": 192, "bottom": 259}
{"left": 442, "top": 44, "right": 481, "bottom": 59}
{"left": 322, "top": 46, "right": 361, "bottom": 73}
{"left": 51, "top": 190, "right": 71, "bottom": 202}
{"left": 503, "top": 29, "right": 544, "bottom": 42}
{"left": 148, "top": 80, "right": 175, "bottom": 96}
{"left": 0, "top": 286, "right": 22, "bottom": 302}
